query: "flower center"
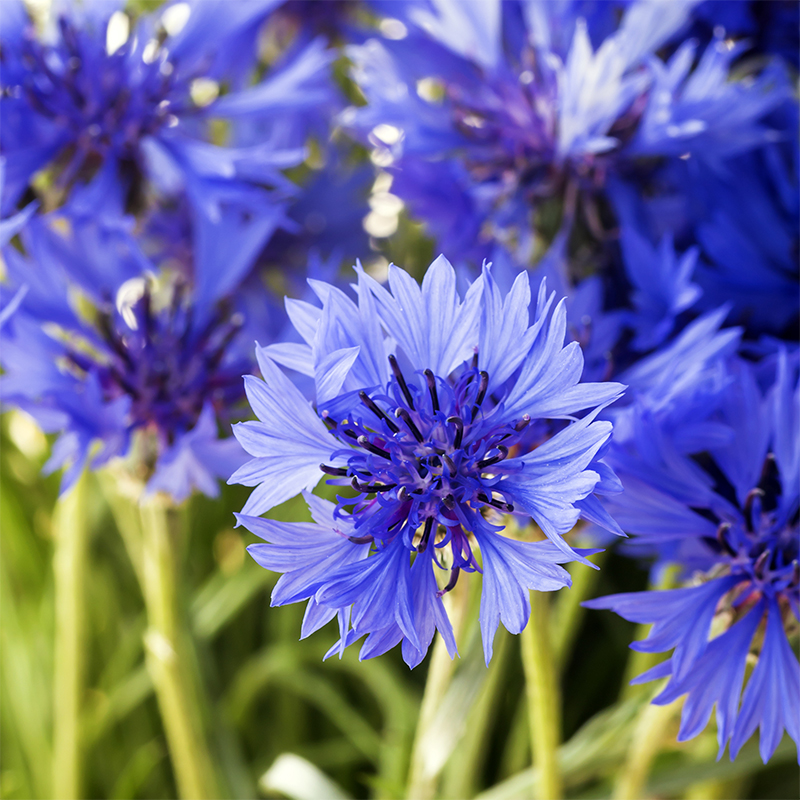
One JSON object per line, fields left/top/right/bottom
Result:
{"left": 714, "top": 454, "right": 799, "bottom": 599}
{"left": 66, "top": 283, "right": 246, "bottom": 442}
{"left": 319, "top": 356, "right": 531, "bottom": 561}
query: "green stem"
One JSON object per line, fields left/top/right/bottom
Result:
{"left": 139, "top": 497, "right": 220, "bottom": 799}
{"left": 520, "top": 592, "right": 562, "bottom": 800}
{"left": 406, "top": 578, "right": 469, "bottom": 800}
{"left": 441, "top": 629, "right": 511, "bottom": 800}
{"left": 52, "top": 470, "right": 89, "bottom": 800}
{"left": 552, "top": 552, "right": 606, "bottom": 670}
{"left": 612, "top": 694, "right": 680, "bottom": 800}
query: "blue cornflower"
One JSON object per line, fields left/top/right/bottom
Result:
{"left": 344, "top": 0, "right": 793, "bottom": 266}
{"left": 231, "top": 255, "right": 624, "bottom": 665}
{"left": 1, "top": 0, "right": 335, "bottom": 222}
{"left": 585, "top": 353, "right": 799, "bottom": 763}
{"left": 608, "top": 142, "right": 799, "bottom": 337}
{"left": 628, "top": 31, "right": 793, "bottom": 166}
{"left": 0, "top": 209, "right": 262, "bottom": 500}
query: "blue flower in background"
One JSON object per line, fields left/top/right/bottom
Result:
{"left": 0, "top": 206, "right": 271, "bottom": 500}
{"left": 342, "top": 0, "right": 795, "bottom": 267}
{"left": 611, "top": 141, "right": 799, "bottom": 337}
{"left": 585, "top": 353, "right": 800, "bottom": 763}
{"left": 231, "top": 255, "right": 624, "bottom": 665}
{"left": 0, "top": 0, "right": 336, "bottom": 230}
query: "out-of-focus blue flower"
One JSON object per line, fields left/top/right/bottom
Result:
{"left": 0, "top": 0, "right": 336, "bottom": 229}
{"left": 259, "top": 150, "right": 373, "bottom": 272}
{"left": 341, "top": 0, "right": 798, "bottom": 266}
{"left": 628, "top": 33, "right": 792, "bottom": 166}
{"left": 691, "top": 0, "right": 800, "bottom": 69}
{"left": 231, "top": 255, "right": 624, "bottom": 666}
{"left": 617, "top": 221, "right": 701, "bottom": 354}
{"left": 585, "top": 353, "right": 799, "bottom": 763}
{"left": 612, "top": 142, "right": 799, "bottom": 336}
{"left": 0, "top": 208, "right": 263, "bottom": 500}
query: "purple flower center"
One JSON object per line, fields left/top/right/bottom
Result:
{"left": 66, "top": 283, "right": 246, "bottom": 444}
{"left": 10, "top": 16, "right": 198, "bottom": 186}
{"left": 319, "top": 356, "right": 535, "bottom": 577}
{"left": 714, "top": 454, "right": 799, "bottom": 603}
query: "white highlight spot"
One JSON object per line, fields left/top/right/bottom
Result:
{"left": 116, "top": 277, "right": 148, "bottom": 330}
{"left": 364, "top": 210, "right": 399, "bottom": 238}
{"left": 106, "top": 11, "right": 130, "bottom": 56}
{"left": 162, "top": 2, "right": 191, "bottom": 37}
{"left": 379, "top": 18, "right": 408, "bottom": 40}
{"left": 190, "top": 77, "right": 219, "bottom": 107}
{"left": 260, "top": 754, "right": 348, "bottom": 800}
{"left": 372, "top": 123, "right": 402, "bottom": 145}
{"left": 417, "top": 77, "right": 444, "bottom": 102}
{"left": 143, "top": 39, "right": 160, "bottom": 64}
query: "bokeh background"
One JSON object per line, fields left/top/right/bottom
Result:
{"left": 1, "top": 0, "right": 799, "bottom": 798}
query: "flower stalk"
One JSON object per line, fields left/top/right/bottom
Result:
{"left": 139, "top": 497, "right": 220, "bottom": 799}
{"left": 52, "top": 470, "right": 89, "bottom": 800}
{"left": 612, "top": 693, "right": 681, "bottom": 800}
{"left": 406, "top": 578, "right": 470, "bottom": 800}
{"left": 521, "top": 591, "right": 562, "bottom": 800}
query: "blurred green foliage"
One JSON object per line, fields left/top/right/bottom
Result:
{"left": 2, "top": 412, "right": 798, "bottom": 799}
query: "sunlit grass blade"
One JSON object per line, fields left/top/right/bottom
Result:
{"left": 52, "top": 469, "right": 89, "bottom": 800}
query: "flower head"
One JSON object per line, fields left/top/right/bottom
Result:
{"left": 585, "top": 353, "right": 799, "bottom": 763}
{"left": 0, "top": 209, "right": 263, "bottom": 500}
{"left": 344, "top": 1, "right": 793, "bottom": 266}
{"left": 231, "top": 255, "right": 624, "bottom": 665}
{"left": 1, "top": 0, "right": 336, "bottom": 222}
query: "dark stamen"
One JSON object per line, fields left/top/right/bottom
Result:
{"left": 342, "top": 428, "right": 358, "bottom": 440}
{"left": 442, "top": 494, "right": 455, "bottom": 509}
{"left": 743, "top": 488, "right": 764, "bottom": 533}
{"left": 320, "top": 411, "right": 337, "bottom": 430}
{"left": 357, "top": 435, "right": 391, "bottom": 459}
{"left": 792, "top": 560, "right": 799, "bottom": 587}
{"left": 477, "top": 445, "right": 509, "bottom": 470}
{"left": 348, "top": 534, "right": 375, "bottom": 545}
{"left": 753, "top": 549, "right": 771, "bottom": 579}
{"left": 515, "top": 414, "right": 531, "bottom": 432}
{"left": 757, "top": 453, "right": 781, "bottom": 512}
{"left": 477, "top": 492, "right": 514, "bottom": 512}
{"left": 351, "top": 477, "right": 397, "bottom": 493}
{"left": 359, "top": 391, "right": 399, "bottom": 433}
{"left": 389, "top": 354, "right": 414, "bottom": 409}
{"left": 397, "top": 486, "right": 411, "bottom": 502}
{"left": 350, "top": 478, "right": 397, "bottom": 494}
{"left": 715, "top": 522, "right": 736, "bottom": 556}
{"left": 443, "top": 454, "right": 457, "bottom": 477}
{"left": 424, "top": 369, "right": 439, "bottom": 413}
{"left": 447, "top": 416, "right": 464, "bottom": 449}
{"left": 320, "top": 464, "right": 348, "bottom": 476}
{"left": 395, "top": 408, "right": 424, "bottom": 442}
{"left": 438, "top": 566, "right": 461, "bottom": 597}
{"left": 471, "top": 371, "right": 489, "bottom": 420}
{"left": 417, "top": 517, "right": 435, "bottom": 553}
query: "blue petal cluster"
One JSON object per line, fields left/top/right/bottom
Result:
{"left": 231, "top": 255, "right": 625, "bottom": 665}
{"left": 343, "top": 0, "right": 794, "bottom": 267}
{"left": 0, "top": 0, "right": 347, "bottom": 501}
{"left": 586, "top": 353, "right": 799, "bottom": 762}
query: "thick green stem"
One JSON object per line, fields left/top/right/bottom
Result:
{"left": 52, "top": 470, "right": 89, "bottom": 800}
{"left": 406, "top": 579, "right": 469, "bottom": 800}
{"left": 139, "top": 498, "right": 219, "bottom": 799}
{"left": 612, "top": 694, "right": 680, "bottom": 800}
{"left": 520, "top": 592, "right": 562, "bottom": 800}
{"left": 552, "top": 552, "right": 606, "bottom": 670}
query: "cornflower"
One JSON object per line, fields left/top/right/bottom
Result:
{"left": 231, "top": 255, "right": 624, "bottom": 666}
